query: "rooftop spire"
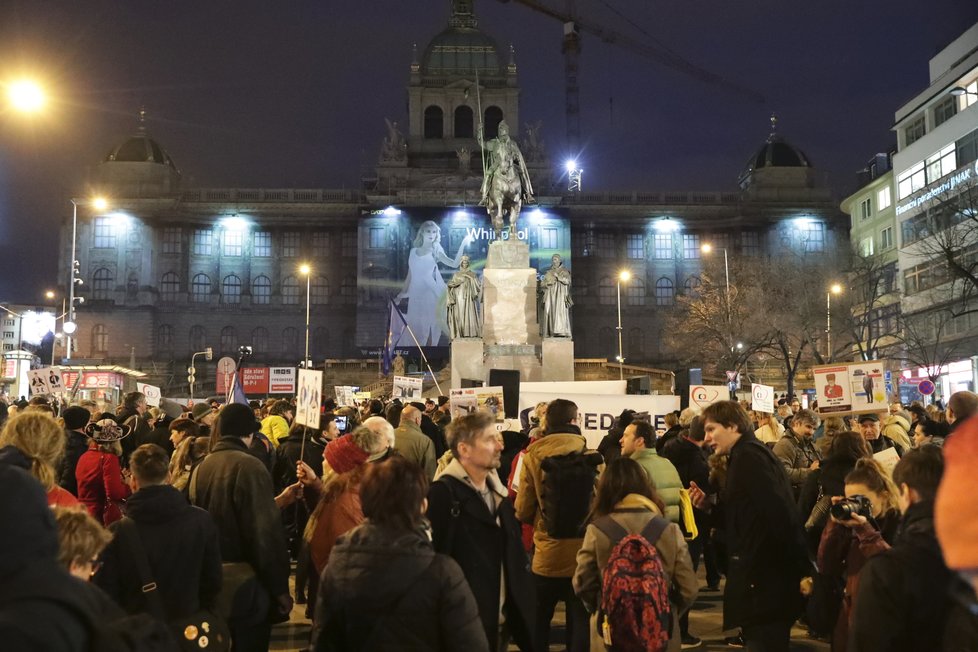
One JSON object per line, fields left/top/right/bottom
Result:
{"left": 767, "top": 112, "right": 779, "bottom": 142}
{"left": 449, "top": 0, "right": 478, "bottom": 29}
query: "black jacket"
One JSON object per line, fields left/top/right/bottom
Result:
{"left": 662, "top": 436, "right": 712, "bottom": 530}
{"left": 722, "top": 430, "right": 812, "bottom": 629}
{"left": 58, "top": 429, "right": 90, "bottom": 496}
{"left": 419, "top": 414, "right": 449, "bottom": 459}
{"left": 848, "top": 501, "right": 955, "bottom": 652}
{"left": 95, "top": 484, "right": 222, "bottom": 619}
{"left": 189, "top": 437, "right": 290, "bottom": 599}
{"left": 313, "top": 521, "right": 489, "bottom": 652}
{"left": 273, "top": 430, "right": 324, "bottom": 493}
{"left": 655, "top": 425, "right": 682, "bottom": 454}
{"left": 427, "top": 469, "right": 536, "bottom": 651}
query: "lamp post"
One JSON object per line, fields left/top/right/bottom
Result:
{"left": 826, "top": 283, "right": 843, "bottom": 361}
{"left": 701, "top": 242, "right": 732, "bottom": 351}
{"left": 616, "top": 270, "right": 631, "bottom": 380}
{"left": 65, "top": 196, "right": 108, "bottom": 358}
{"left": 44, "top": 291, "right": 67, "bottom": 366}
{"left": 299, "top": 263, "right": 312, "bottom": 369}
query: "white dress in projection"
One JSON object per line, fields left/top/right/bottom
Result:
{"left": 401, "top": 248, "right": 447, "bottom": 346}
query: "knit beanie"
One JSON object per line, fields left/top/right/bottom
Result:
{"left": 324, "top": 435, "right": 369, "bottom": 475}
{"left": 935, "top": 413, "right": 978, "bottom": 570}
{"left": 218, "top": 403, "right": 260, "bottom": 438}
{"left": 62, "top": 406, "right": 91, "bottom": 430}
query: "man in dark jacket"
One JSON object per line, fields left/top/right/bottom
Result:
{"left": 189, "top": 403, "right": 291, "bottom": 652}
{"left": 428, "top": 412, "right": 536, "bottom": 651}
{"left": 691, "top": 401, "right": 812, "bottom": 651}
{"left": 857, "top": 413, "right": 898, "bottom": 455}
{"left": 96, "top": 443, "right": 222, "bottom": 620}
{"left": 849, "top": 447, "right": 953, "bottom": 651}
{"left": 772, "top": 408, "right": 820, "bottom": 494}
{"left": 410, "top": 401, "right": 449, "bottom": 458}
{"left": 58, "top": 405, "right": 92, "bottom": 496}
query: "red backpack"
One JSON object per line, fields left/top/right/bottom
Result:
{"left": 592, "top": 515, "right": 673, "bottom": 652}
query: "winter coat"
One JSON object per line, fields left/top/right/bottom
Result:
{"left": 772, "top": 430, "right": 819, "bottom": 490}
{"left": 58, "top": 429, "right": 90, "bottom": 496}
{"left": 119, "top": 410, "right": 151, "bottom": 462}
{"left": 596, "top": 431, "right": 622, "bottom": 465}
{"left": 721, "top": 430, "right": 812, "bottom": 629}
{"left": 662, "top": 437, "right": 713, "bottom": 531}
{"left": 816, "top": 511, "right": 899, "bottom": 652}
{"left": 655, "top": 425, "right": 682, "bottom": 454}
{"left": 394, "top": 421, "right": 436, "bottom": 480}
{"left": 419, "top": 414, "right": 448, "bottom": 459}
{"left": 881, "top": 415, "right": 912, "bottom": 454}
{"left": 273, "top": 430, "right": 324, "bottom": 493}
{"left": 572, "top": 494, "right": 699, "bottom": 652}
{"left": 629, "top": 447, "right": 683, "bottom": 523}
{"left": 307, "top": 474, "right": 364, "bottom": 576}
{"left": 754, "top": 420, "right": 784, "bottom": 445}
{"left": 313, "top": 521, "right": 490, "bottom": 652}
{"left": 75, "top": 445, "right": 131, "bottom": 526}
{"left": 188, "top": 436, "right": 290, "bottom": 599}
{"left": 848, "top": 501, "right": 955, "bottom": 652}
{"left": 514, "top": 428, "right": 594, "bottom": 577}
{"left": 260, "top": 414, "right": 290, "bottom": 447}
{"left": 428, "top": 459, "right": 536, "bottom": 651}
{"left": 95, "top": 484, "right": 222, "bottom": 619}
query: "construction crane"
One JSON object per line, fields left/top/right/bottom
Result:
{"left": 497, "top": 0, "right": 765, "bottom": 153}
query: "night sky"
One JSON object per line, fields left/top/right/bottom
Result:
{"left": 1, "top": 0, "right": 977, "bottom": 303}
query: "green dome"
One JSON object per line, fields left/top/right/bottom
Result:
{"left": 421, "top": 27, "right": 503, "bottom": 77}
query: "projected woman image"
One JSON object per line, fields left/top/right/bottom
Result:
{"left": 395, "top": 221, "right": 473, "bottom": 346}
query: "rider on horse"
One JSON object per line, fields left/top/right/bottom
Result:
{"left": 478, "top": 120, "right": 534, "bottom": 238}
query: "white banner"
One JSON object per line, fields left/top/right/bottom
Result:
{"left": 269, "top": 367, "right": 296, "bottom": 394}
{"left": 518, "top": 380, "right": 627, "bottom": 395}
{"left": 27, "top": 368, "right": 52, "bottom": 396}
{"left": 392, "top": 375, "right": 423, "bottom": 399}
{"left": 751, "top": 383, "right": 775, "bottom": 413}
{"left": 518, "top": 392, "right": 680, "bottom": 449}
{"left": 689, "top": 384, "right": 727, "bottom": 411}
{"left": 136, "top": 383, "right": 162, "bottom": 407}
{"left": 813, "top": 361, "right": 890, "bottom": 416}
{"left": 296, "top": 369, "right": 323, "bottom": 428}
{"left": 450, "top": 386, "right": 506, "bottom": 422}
{"left": 333, "top": 385, "right": 359, "bottom": 407}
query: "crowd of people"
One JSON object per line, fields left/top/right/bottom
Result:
{"left": 0, "top": 387, "right": 976, "bottom": 652}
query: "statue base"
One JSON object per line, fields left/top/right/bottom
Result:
{"left": 542, "top": 338, "right": 575, "bottom": 381}
{"left": 450, "top": 338, "right": 486, "bottom": 389}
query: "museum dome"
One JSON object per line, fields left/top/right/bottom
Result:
{"left": 103, "top": 134, "right": 178, "bottom": 170}
{"left": 740, "top": 115, "right": 811, "bottom": 178}
{"left": 420, "top": 0, "right": 503, "bottom": 76}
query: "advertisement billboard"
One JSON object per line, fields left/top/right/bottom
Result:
{"left": 356, "top": 207, "right": 571, "bottom": 353}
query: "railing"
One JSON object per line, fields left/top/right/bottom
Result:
{"left": 564, "top": 191, "right": 743, "bottom": 205}
{"left": 180, "top": 189, "right": 361, "bottom": 203}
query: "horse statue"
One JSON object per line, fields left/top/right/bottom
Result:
{"left": 478, "top": 120, "right": 534, "bottom": 240}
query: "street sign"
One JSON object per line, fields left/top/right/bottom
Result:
{"left": 216, "top": 357, "right": 236, "bottom": 375}
{"left": 918, "top": 379, "right": 936, "bottom": 396}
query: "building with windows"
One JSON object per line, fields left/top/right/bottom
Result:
{"left": 56, "top": 0, "right": 847, "bottom": 394}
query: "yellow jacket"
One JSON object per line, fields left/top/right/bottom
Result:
{"left": 261, "top": 414, "right": 290, "bottom": 448}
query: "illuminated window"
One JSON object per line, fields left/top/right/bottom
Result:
{"left": 251, "top": 327, "right": 268, "bottom": 354}
{"left": 368, "top": 228, "right": 385, "bottom": 249}
{"left": 93, "top": 217, "right": 115, "bottom": 249}
{"left": 626, "top": 234, "right": 644, "bottom": 259}
{"left": 222, "top": 275, "right": 241, "bottom": 304}
{"left": 223, "top": 230, "right": 243, "bottom": 257}
{"left": 192, "top": 229, "right": 212, "bottom": 256}
{"left": 965, "top": 81, "right": 978, "bottom": 108}
{"left": 934, "top": 96, "right": 957, "bottom": 127}
{"left": 682, "top": 234, "right": 700, "bottom": 259}
{"left": 925, "top": 144, "right": 956, "bottom": 185}
{"left": 653, "top": 234, "right": 673, "bottom": 259}
{"left": 540, "top": 227, "right": 559, "bottom": 250}
{"left": 189, "top": 325, "right": 206, "bottom": 351}
{"left": 877, "top": 187, "right": 892, "bottom": 211}
{"left": 282, "top": 276, "right": 300, "bottom": 305}
{"left": 282, "top": 327, "right": 299, "bottom": 356}
{"left": 220, "top": 326, "right": 237, "bottom": 352}
{"left": 91, "top": 324, "right": 108, "bottom": 354}
{"left": 92, "top": 268, "right": 113, "bottom": 300}
{"left": 282, "top": 232, "right": 300, "bottom": 258}
{"left": 162, "top": 228, "right": 181, "bottom": 254}
{"left": 252, "top": 275, "right": 271, "bottom": 304}
{"left": 311, "top": 276, "right": 329, "bottom": 305}
{"left": 313, "top": 232, "right": 331, "bottom": 256}
{"left": 157, "top": 325, "right": 173, "bottom": 351}
{"left": 254, "top": 231, "right": 272, "bottom": 257}
{"left": 160, "top": 272, "right": 180, "bottom": 302}
{"left": 655, "top": 277, "right": 674, "bottom": 306}
{"left": 626, "top": 279, "right": 646, "bottom": 306}
{"left": 191, "top": 274, "right": 211, "bottom": 302}
{"left": 599, "top": 278, "right": 616, "bottom": 305}
{"left": 903, "top": 115, "right": 925, "bottom": 146}
{"left": 800, "top": 222, "right": 825, "bottom": 253}
{"left": 860, "top": 237, "right": 875, "bottom": 257}
{"left": 897, "top": 162, "right": 926, "bottom": 200}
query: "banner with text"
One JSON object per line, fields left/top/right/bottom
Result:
{"left": 813, "top": 361, "right": 890, "bottom": 415}
{"left": 450, "top": 386, "right": 506, "bottom": 422}
{"left": 269, "top": 367, "right": 296, "bottom": 393}
{"left": 393, "top": 375, "right": 423, "bottom": 399}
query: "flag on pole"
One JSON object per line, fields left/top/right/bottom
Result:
{"left": 382, "top": 299, "right": 408, "bottom": 375}
{"left": 227, "top": 369, "right": 250, "bottom": 406}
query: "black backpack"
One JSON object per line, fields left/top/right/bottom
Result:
{"left": 540, "top": 450, "right": 603, "bottom": 539}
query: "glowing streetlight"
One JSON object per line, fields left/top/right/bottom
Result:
{"left": 826, "top": 283, "right": 844, "bottom": 361}
{"left": 566, "top": 159, "right": 583, "bottom": 192}
{"left": 65, "top": 196, "right": 110, "bottom": 357}
{"left": 616, "top": 270, "right": 631, "bottom": 380}
{"left": 45, "top": 290, "right": 55, "bottom": 300}
{"left": 299, "top": 263, "right": 312, "bottom": 368}
{"left": 6, "top": 79, "right": 46, "bottom": 113}
{"left": 702, "top": 241, "right": 733, "bottom": 353}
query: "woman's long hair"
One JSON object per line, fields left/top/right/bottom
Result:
{"left": 304, "top": 464, "right": 368, "bottom": 542}
{"left": 412, "top": 220, "right": 443, "bottom": 250}
{"left": 589, "top": 457, "right": 666, "bottom": 521}
{"left": 845, "top": 457, "right": 901, "bottom": 515}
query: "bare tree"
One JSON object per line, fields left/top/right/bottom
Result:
{"left": 896, "top": 306, "right": 965, "bottom": 390}
{"left": 840, "top": 248, "right": 901, "bottom": 361}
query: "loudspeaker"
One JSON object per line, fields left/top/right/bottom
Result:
{"left": 460, "top": 378, "right": 483, "bottom": 389}
{"left": 488, "top": 369, "right": 521, "bottom": 418}
{"left": 626, "top": 375, "right": 651, "bottom": 395}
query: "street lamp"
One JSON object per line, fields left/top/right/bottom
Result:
{"left": 826, "top": 283, "right": 843, "bottom": 361}
{"left": 299, "top": 263, "right": 312, "bottom": 369}
{"left": 65, "top": 196, "right": 108, "bottom": 358}
{"left": 44, "top": 290, "right": 68, "bottom": 366}
{"left": 616, "top": 270, "right": 631, "bottom": 380}
{"left": 949, "top": 86, "right": 978, "bottom": 98}
{"left": 5, "top": 79, "right": 46, "bottom": 114}
{"left": 701, "top": 242, "right": 733, "bottom": 352}
{"left": 566, "top": 159, "right": 583, "bottom": 192}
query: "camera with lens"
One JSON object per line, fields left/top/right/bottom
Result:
{"left": 830, "top": 495, "right": 873, "bottom": 520}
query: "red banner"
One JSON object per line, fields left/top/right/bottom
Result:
{"left": 241, "top": 367, "right": 269, "bottom": 395}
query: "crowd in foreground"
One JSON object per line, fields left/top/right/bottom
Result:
{"left": 0, "top": 388, "right": 976, "bottom": 652}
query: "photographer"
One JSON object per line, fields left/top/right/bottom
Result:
{"left": 815, "top": 458, "right": 900, "bottom": 651}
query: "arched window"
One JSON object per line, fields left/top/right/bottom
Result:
{"left": 684, "top": 275, "right": 702, "bottom": 295}
{"left": 160, "top": 272, "right": 180, "bottom": 302}
{"left": 189, "top": 325, "right": 206, "bottom": 351}
{"left": 282, "top": 276, "right": 300, "bottom": 305}
{"left": 341, "top": 275, "right": 357, "bottom": 303}
{"left": 252, "top": 327, "right": 269, "bottom": 354}
{"left": 626, "top": 278, "right": 646, "bottom": 307}
{"left": 628, "top": 328, "right": 645, "bottom": 357}
{"left": 599, "top": 278, "right": 616, "bottom": 305}
{"left": 91, "top": 324, "right": 108, "bottom": 354}
{"left": 424, "top": 106, "right": 443, "bottom": 139}
{"left": 454, "top": 106, "right": 474, "bottom": 138}
{"left": 222, "top": 274, "right": 241, "bottom": 304}
{"left": 484, "top": 106, "right": 503, "bottom": 138}
{"left": 220, "top": 326, "right": 237, "bottom": 352}
{"left": 313, "top": 327, "right": 329, "bottom": 357}
{"left": 157, "top": 324, "right": 173, "bottom": 352}
{"left": 655, "top": 277, "right": 675, "bottom": 306}
{"left": 311, "top": 276, "right": 329, "bottom": 305}
{"left": 92, "top": 268, "right": 113, "bottom": 300}
{"left": 252, "top": 275, "right": 271, "bottom": 305}
{"left": 191, "top": 274, "right": 211, "bottom": 303}
{"left": 282, "top": 327, "right": 298, "bottom": 356}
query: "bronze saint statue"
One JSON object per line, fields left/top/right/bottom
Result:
{"left": 446, "top": 255, "right": 482, "bottom": 339}
{"left": 541, "top": 254, "right": 572, "bottom": 337}
{"left": 478, "top": 120, "right": 534, "bottom": 239}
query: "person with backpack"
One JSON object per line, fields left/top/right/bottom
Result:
{"left": 573, "top": 456, "right": 698, "bottom": 652}
{"left": 515, "top": 398, "right": 602, "bottom": 652}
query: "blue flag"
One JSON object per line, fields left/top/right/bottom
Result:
{"left": 227, "top": 369, "right": 250, "bottom": 406}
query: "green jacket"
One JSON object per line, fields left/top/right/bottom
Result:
{"left": 630, "top": 447, "right": 683, "bottom": 524}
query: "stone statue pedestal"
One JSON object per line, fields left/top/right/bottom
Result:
{"left": 542, "top": 338, "right": 574, "bottom": 381}
{"left": 451, "top": 338, "right": 486, "bottom": 389}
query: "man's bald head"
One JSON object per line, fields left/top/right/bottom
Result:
{"left": 401, "top": 405, "right": 422, "bottom": 426}
{"left": 362, "top": 416, "right": 395, "bottom": 448}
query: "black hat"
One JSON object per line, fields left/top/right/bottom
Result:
{"left": 218, "top": 403, "right": 260, "bottom": 438}
{"left": 857, "top": 413, "right": 880, "bottom": 424}
{"left": 62, "top": 406, "right": 91, "bottom": 430}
